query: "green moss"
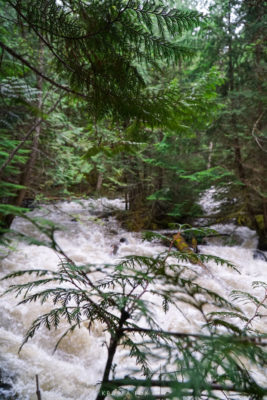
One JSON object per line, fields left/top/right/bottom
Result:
{"left": 255, "top": 214, "right": 264, "bottom": 230}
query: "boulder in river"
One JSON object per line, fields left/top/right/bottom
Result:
{"left": 253, "top": 249, "right": 267, "bottom": 262}
{"left": 0, "top": 368, "right": 18, "bottom": 399}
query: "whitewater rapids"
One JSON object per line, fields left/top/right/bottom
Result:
{"left": 0, "top": 198, "right": 266, "bottom": 399}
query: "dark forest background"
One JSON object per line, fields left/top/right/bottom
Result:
{"left": 0, "top": 0, "right": 266, "bottom": 247}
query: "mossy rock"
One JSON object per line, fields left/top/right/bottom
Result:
{"left": 116, "top": 209, "right": 152, "bottom": 231}
{"left": 255, "top": 214, "right": 265, "bottom": 230}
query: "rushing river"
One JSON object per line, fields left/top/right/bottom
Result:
{"left": 0, "top": 198, "right": 266, "bottom": 399}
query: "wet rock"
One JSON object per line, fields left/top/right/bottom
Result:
{"left": 0, "top": 369, "right": 18, "bottom": 399}
{"left": 21, "top": 198, "right": 36, "bottom": 210}
{"left": 111, "top": 238, "right": 129, "bottom": 255}
{"left": 253, "top": 250, "right": 267, "bottom": 262}
{"left": 112, "top": 244, "right": 119, "bottom": 255}
{"left": 90, "top": 210, "right": 114, "bottom": 219}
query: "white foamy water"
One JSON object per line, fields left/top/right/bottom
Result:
{"left": 0, "top": 198, "right": 266, "bottom": 399}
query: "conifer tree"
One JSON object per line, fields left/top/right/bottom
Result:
{"left": 189, "top": 0, "right": 267, "bottom": 248}
{"left": 1, "top": 0, "right": 202, "bottom": 121}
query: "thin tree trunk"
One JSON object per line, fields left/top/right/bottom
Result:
{"left": 207, "top": 141, "right": 213, "bottom": 169}
{"left": 254, "top": 8, "right": 266, "bottom": 239}
{"left": 157, "top": 132, "right": 164, "bottom": 191}
{"left": 96, "top": 172, "right": 103, "bottom": 192}
{"left": 15, "top": 40, "right": 44, "bottom": 207}
{"left": 35, "top": 375, "right": 42, "bottom": 400}
{"left": 95, "top": 310, "right": 129, "bottom": 400}
{"left": 263, "top": 199, "right": 267, "bottom": 233}
{"left": 227, "top": 1, "right": 256, "bottom": 230}
{"left": 125, "top": 191, "right": 128, "bottom": 210}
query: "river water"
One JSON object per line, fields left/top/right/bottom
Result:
{"left": 0, "top": 198, "right": 266, "bottom": 399}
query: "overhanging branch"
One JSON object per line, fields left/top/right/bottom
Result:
{"left": 7, "top": 0, "right": 75, "bottom": 73}
{"left": 108, "top": 378, "right": 267, "bottom": 395}
{"left": 0, "top": 40, "right": 87, "bottom": 99}
{"left": 123, "top": 327, "right": 267, "bottom": 346}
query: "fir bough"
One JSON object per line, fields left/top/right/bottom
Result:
{"left": 2, "top": 249, "right": 267, "bottom": 399}
{"left": 4, "top": 0, "right": 203, "bottom": 120}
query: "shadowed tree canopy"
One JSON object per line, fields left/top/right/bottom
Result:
{"left": 1, "top": 0, "right": 202, "bottom": 121}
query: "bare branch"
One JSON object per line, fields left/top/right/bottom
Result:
{"left": 251, "top": 111, "right": 267, "bottom": 152}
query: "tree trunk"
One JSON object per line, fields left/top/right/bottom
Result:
{"left": 96, "top": 172, "right": 103, "bottom": 192}
{"left": 207, "top": 141, "right": 213, "bottom": 169}
{"left": 227, "top": 1, "right": 257, "bottom": 231}
{"left": 95, "top": 310, "right": 129, "bottom": 400}
{"left": 15, "top": 40, "right": 44, "bottom": 207}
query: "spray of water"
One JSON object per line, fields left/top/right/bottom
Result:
{"left": 0, "top": 198, "right": 266, "bottom": 399}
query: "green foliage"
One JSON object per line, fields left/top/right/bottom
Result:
{"left": 179, "top": 166, "right": 233, "bottom": 183}
{"left": 0, "top": 75, "right": 36, "bottom": 233}
{"left": 3, "top": 0, "right": 202, "bottom": 121}
{"left": 189, "top": 0, "right": 267, "bottom": 242}
{"left": 2, "top": 248, "right": 267, "bottom": 399}
{"left": 0, "top": 0, "right": 209, "bottom": 228}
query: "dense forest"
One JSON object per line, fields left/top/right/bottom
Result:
{"left": 1, "top": 0, "right": 266, "bottom": 246}
{"left": 0, "top": 1, "right": 266, "bottom": 399}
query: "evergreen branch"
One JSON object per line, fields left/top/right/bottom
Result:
{"left": 0, "top": 268, "right": 55, "bottom": 282}
{"left": 122, "top": 327, "right": 267, "bottom": 346}
{"left": 244, "top": 288, "right": 267, "bottom": 331}
{"left": 8, "top": 0, "right": 76, "bottom": 73}
{"left": 119, "top": 23, "right": 195, "bottom": 61}
{"left": 176, "top": 278, "right": 240, "bottom": 311}
{"left": 18, "top": 0, "right": 82, "bottom": 39}
{"left": 165, "top": 251, "right": 239, "bottom": 272}
{"left": 3, "top": 249, "right": 266, "bottom": 398}
{"left": 9, "top": 0, "right": 201, "bottom": 41}
{"left": 0, "top": 40, "right": 87, "bottom": 99}
{"left": 0, "top": 95, "right": 63, "bottom": 175}
{"left": 127, "top": 1, "right": 201, "bottom": 33}
{"left": 122, "top": 336, "right": 150, "bottom": 376}
{"left": 107, "top": 378, "right": 267, "bottom": 395}
{"left": 208, "top": 311, "right": 249, "bottom": 322}
{"left": 206, "top": 319, "right": 243, "bottom": 334}
{"left": 11, "top": 0, "right": 130, "bottom": 40}
{"left": 18, "top": 307, "right": 69, "bottom": 351}
{"left": 231, "top": 290, "right": 267, "bottom": 309}
{"left": 53, "top": 322, "right": 80, "bottom": 354}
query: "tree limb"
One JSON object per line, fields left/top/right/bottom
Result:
{"left": 0, "top": 40, "right": 87, "bottom": 99}
{"left": 123, "top": 327, "right": 267, "bottom": 345}
{"left": 251, "top": 111, "right": 266, "bottom": 152}
{"left": 108, "top": 378, "right": 267, "bottom": 395}
{"left": 7, "top": 0, "right": 75, "bottom": 73}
